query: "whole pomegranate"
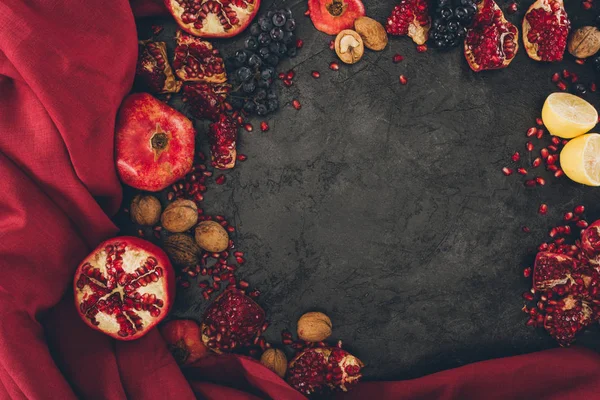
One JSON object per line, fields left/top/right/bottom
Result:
{"left": 522, "top": 0, "right": 569, "bottom": 62}
{"left": 385, "top": 0, "right": 430, "bottom": 45}
{"left": 73, "top": 237, "right": 175, "bottom": 340}
{"left": 164, "top": 0, "right": 260, "bottom": 38}
{"left": 160, "top": 319, "right": 210, "bottom": 366}
{"left": 115, "top": 93, "right": 195, "bottom": 192}
{"left": 287, "top": 347, "right": 363, "bottom": 395}
{"left": 464, "top": 0, "right": 518, "bottom": 71}
{"left": 308, "top": 0, "right": 366, "bottom": 35}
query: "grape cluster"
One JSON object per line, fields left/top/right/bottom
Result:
{"left": 227, "top": 8, "right": 297, "bottom": 116}
{"left": 430, "top": 0, "right": 478, "bottom": 49}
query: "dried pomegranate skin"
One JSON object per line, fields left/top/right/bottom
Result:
{"left": 464, "top": 0, "right": 518, "bottom": 72}
{"left": 385, "top": 0, "right": 430, "bottom": 45}
{"left": 208, "top": 114, "right": 238, "bottom": 170}
{"left": 115, "top": 93, "right": 195, "bottom": 192}
{"left": 182, "top": 82, "right": 230, "bottom": 121}
{"left": 160, "top": 319, "right": 210, "bottom": 365}
{"left": 522, "top": 0, "right": 569, "bottom": 62}
{"left": 201, "top": 290, "right": 265, "bottom": 353}
{"left": 173, "top": 31, "right": 227, "bottom": 83}
{"left": 165, "top": 0, "right": 259, "bottom": 39}
{"left": 136, "top": 41, "right": 182, "bottom": 94}
{"left": 308, "top": 0, "right": 366, "bottom": 35}
{"left": 73, "top": 237, "right": 175, "bottom": 340}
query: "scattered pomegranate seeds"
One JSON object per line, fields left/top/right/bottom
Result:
{"left": 260, "top": 121, "right": 269, "bottom": 132}
{"left": 296, "top": 39, "right": 303, "bottom": 48}
{"left": 536, "top": 129, "right": 544, "bottom": 139}
{"left": 574, "top": 205, "right": 585, "bottom": 215}
{"left": 523, "top": 292, "right": 534, "bottom": 301}
{"left": 557, "top": 81, "right": 567, "bottom": 91}
{"left": 329, "top": 40, "right": 335, "bottom": 50}
{"left": 416, "top": 44, "right": 427, "bottom": 53}
{"left": 399, "top": 75, "right": 408, "bottom": 85}
{"left": 532, "top": 158, "right": 541, "bottom": 168}
{"left": 292, "top": 99, "right": 302, "bottom": 110}
{"left": 564, "top": 212, "right": 573, "bottom": 221}
{"left": 575, "top": 58, "right": 585, "bottom": 65}
{"left": 526, "top": 141, "right": 534, "bottom": 152}
{"left": 536, "top": 118, "right": 543, "bottom": 126}
{"left": 562, "top": 69, "right": 570, "bottom": 79}
{"left": 525, "top": 179, "right": 536, "bottom": 187}
{"left": 554, "top": 169, "right": 564, "bottom": 178}
{"left": 591, "top": 83, "right": 597, "bottom": 92}
{"left": 535, "top": 177, "right": 546, "bottom": 186}
{"left": 506, "top": 2, "right": 518, "bottom": 13}
{"left": 526, "top": 127, "right": 537, "bottom": 137}
{"left": 540, "top": 148, "right": 549, "bottom": 159}
{"left": 151, "top": 25, "right": 163, "bottom": 35}
{"left": 502, "top": 167, "right": 513, "bottom": 176}
{"left": 311, "top": 70, "right": 321, "bottom": 78}
{"left": 244, "top": 123, "right": 253, "bottom": 132}
{"left": 215, "top": 174, "right": 226, "bottom": 185}
{"left": 551, "top": 73, "right": 560, "bottom": 83}
{"left": 512, "top": 152, "right": 520, "bottom": 162}
{"left": 278, "top": 72, "right": 285, "bottom": 79}
{"left": 304, "top": 9, "right": 310, "bottom": 16}
{"left": 523, "top": 267, "right": 532, "bottom": 278}
{"left": 570, "top": 73, "right": 579, "bottom": 83}
{"left": 539, "top": 204, "right": 548, "bottom": 215}
{"left": 517, "top": 168, "right": 527, "bottom": 175}
{"left": 393, "top": 54, "right": 403, "bottom": 63}
{"left": 522, "top": 226, "right": 531, "bottom": 233}
{"left": 283, "top": 79, "right": 293, "bottom": 87}
{"left": 236, "top": 154, "right": 248, "bottom": 161}
{"left": 287, "top": 70, "right": 295, "bottom": 80}
{"left": 577, "top": 220, "right": 589, "bottom": 228}
{"left": 329, "top": 61, "right": 339, "bottom": 71}
{"left": 583, "top": 1, "right": 592, "bottom": 10}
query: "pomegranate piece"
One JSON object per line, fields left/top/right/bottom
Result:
{"left": 173, "top": 31, "right": 227, "bottom": 83}
{"left": 201, "top": 290, "right": 265, "bottom": 353}
{"left": 522, "top": 0, "right": 569, "bottom": 62}
{"left": 533, "top": 252, "right": 577, "bottom": 291}
{"left": 136, "top": 41, "right": 181, "bottom": 94}
{"left": 464, "top": 0, "right": 518, "bottom": 72}
{"left": 182, "top": 82, "right": 231, "bottom": 121}
{"left": 385, "top": 0, "right": 430, "bottom": 45}
{"left": 208, "top": 114, "right": 238, "bottom": 170}
{"left": 160, "top": 319, "right": 210, "bottom": 366}
{"left": 581, "top": 220, "right": 600, "bottom": 263}
{"left": 287, "top": 347, "right": 363, "bottom": 395}
{"left": 115, "top": 93, "right": 195, "bottom": 192}
{"left": 544, "top": 295, "right": 593, "bottom": 346}
{"left": 73, "top": 237, "right": 175, "bottom": 340}
{"left": 308, "top": 0, "right": 365, "bottom": 35}
{"left": 164, "top": 0, "right": 260, "bottom": 39}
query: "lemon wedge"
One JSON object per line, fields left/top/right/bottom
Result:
{"left": 560, "top": 133, "right": 600, "bottom": 186}
{"left": 541, "top": 93, "right": 598, "bottom": 139}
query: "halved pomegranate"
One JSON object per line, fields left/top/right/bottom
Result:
{"left": 182, "top": 82, "right": 231, "bottom": 121}
{"left": 533, "top": 252, "right": 577, "bottom": 291}
{"left": 543, "top": 295, "right": 593, "bottom": 346}
{"left": 464, "top": 0, "right": 518, "bottom": 72}
{"left": 136, "top": 40, "right": 182, "bottom": 94}
{"left": 164, "top": 0, "right": 259, "bottom": 39}
{"left": 287, "top": 347, "right": 363, "bottom": 395}
{"left": 581, "top": 221, "right": 600, "bottom": 263}
{"left": 522, "top": 0, "right": 569, "bottom": 62}
{"left": 74, "top": 237, "right": 175, "bottom": 340}
{"left": 115, "top": 93, "right": 196, "bottom": 191}
{"left": 308, "top": 0, "right": 366, "bottom": 36}
{"left": 208, "top": 113, "right": 238, "bottom": 170}
{"left": 160, "top": 319, "right": 210, "bottom": 366}
{"left": 201, "top": 290, "right": 265, "bottom": 353}
{"left": 385, "top": 0, "right": 430, "bottom": 45}
{"left": 173, "top": 31, "right": 227, "bottom": 83}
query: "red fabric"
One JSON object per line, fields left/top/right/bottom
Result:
{"left": 1, "top": 1, "right": 600, "bottom": 399}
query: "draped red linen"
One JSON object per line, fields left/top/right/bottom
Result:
{"left": 1, "top": 1, "right": 600, "bottom": 399}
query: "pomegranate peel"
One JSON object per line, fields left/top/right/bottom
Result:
{"left": 308, "top": 0, "right": 366, "bottom": 35}
{"left": 182, "top": 82, "right": 231, "bottom": 121}
{"left": 136, "top": 40, "right": 182, "bottom": 94}
{"left": 173, "top": 31, "right": 227, "bottom": 83}
{"left": 385, "top": 0, "right": 430, "bottom": 45}
{"left": 522, "top": 0, "right": 569, "bottom": 62}
{"left": 160, "top": 319, "right": 210, "bottom": 365}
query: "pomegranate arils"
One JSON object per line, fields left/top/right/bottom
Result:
{"left": 517, "top": 167, "right": 527, "bottom": 175}
{"left": 506, "top": 2, "right": 518, "bottom": 13}
{"left": 182, "top": 82, "right": 231, "bottom": 121}
{"left": 502, "top": 167, "right": 513, "bottom": 176}
{"left": 399, "top": 75, "right": 408, "bottom": 85}
{"left": 523, "top": 0, "right": 569, "bottom": 62}
{"left": 329, "top": 61, "right": 340, "bottom": 71}
{"left": 511, "top": 152, "right": 520, "bottom": 162}
{"left": 524, "top": 267, "right": 532, "bottom": 278}
{"left": 551, "top": 72, "right": 560, "bottom": 83}
{"left": 539, "top": 204, "right": 548, "bottom": 215}
{"left": 574, "top": 205, "right": 585, "bottom": 215}
{"left": 215, "top": 174, "right": 226, "bottom": 185}
{"left": 260, "top": 121, "right": 269, "bottom": 132}
{"left": 416, "top": 44, "right": 428, "bottom": 52}
{"left": 208, "top": 114, "right": 238, "bottom": 170}
{"left": 173, "top": 31, "right": 227, "bottom": 83}
{"left": 532, "top": 157, "right": 541, "bottom": 168}
{"left": 527, "top": 127, "right": 537, "bottom": 137}
{"left": 236, "top": 154, "right": 248, "bottom": 161}
{"left": 296, "top": 39, "right": 304, "bottom": 48}
{"left": 311, "top": 70, "right": 321, "bottom": 78}
{"left": 244, "top": 123, "right": 253, "bottom": 132}
{"left": 535, "top": 177, "right": 546, "bottom": 186}
{"left": 526, "top": 142, "right": 534, "bottom": 152}
{"left": 393, "top": 54, "right": 404, "bottom": 63}
{"left": 136, "top": 41, "right": 182, "bottom": 94}
{"left": 386, "top": 0, "right": 431, "bottom": 45}
{"left": 292, "top": 99, "right": 302, "bottom": 110}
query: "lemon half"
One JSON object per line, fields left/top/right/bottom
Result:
{"left": 560, "top": 133, "right": 600, "bottom": 186}
{"left": 542, "top": 93, "right": 598, "bottom": 139}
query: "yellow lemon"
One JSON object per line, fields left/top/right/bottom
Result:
{"left": 560, "top": 133, "right": 600, "bottom": 186}
{"left": 541, "top": 93, "right": 598, "bottom": 139}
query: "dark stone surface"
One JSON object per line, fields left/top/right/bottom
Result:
{"left": 124, "top": 2, "right": 600, "bottom": 382}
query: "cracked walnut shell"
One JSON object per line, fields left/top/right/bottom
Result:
{"left": 335, "top": 30, "right": 364, "bottom": 64}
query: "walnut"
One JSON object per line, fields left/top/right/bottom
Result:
{"left": 354, "top": 17, "right": 388, "bottom": 51}
{"left": 260, "top": 348, "right": 287, "bottom": 378}
{"left": 335, "top": 30, "right": 364, "bottom": 64}
{"left": 130, "top": 195, "right": 161, "bottom": 226}
{"left": 297, "top": 312, "right": 332, "bottom": 342}
{"left": 194, "top": 221, "right": 229, "bottom": 252}
{"left": 161, "top": 199, "right": 198, "bottom": 233}
{"left": 162, "top": 234, "right": 200, "bottom": 266}
{"left": 568, "top": 26, "right": 600, "bottom": 59}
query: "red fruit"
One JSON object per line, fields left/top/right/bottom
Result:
{"left": 581, "top": 220, "right": 600, "bottom": 261}
{"left": 287, "top": 347, "right": 363, "bottom": 395}
{"left": 292, "top": 99, "right": 302, "bottom": 110}
{"left": 544, "top": 295, "right": 593, "bottom": 346}
{"left": 399, "top": 75, "right": 408, "bottom": 85}
{"left": 116, "top": 93, "right": 195, "bottom": 191}
{"left": 164, "top": 0, "right": 260, "bottom": 39}
{"left": 260, "top": 121, "right": 269, "bottom": 132}
{"left": 522, "top": 0, "right": 569, "bottom": 62}
{"left": 201, "top": 290, "right": 265, "bottom": 352}
{"left": 136, "top": 41, "right": 181, "bottom": 94}
{"left": 464, "top": 0, "right": 519, "bottom": 72}
{"left": 74, "top": 237, "right": 175, "bottom": 340}
{"left": 208, "top": 114, "right": 238, "bottom": 170}
{"left": 181, "top": 82, "right": 231, "bottom": 121}
{"left": 329, "top": 61, "right": 340, "bottom": 71}
{"left": 215, "top": 174, "right": 226, "bottom": 184}
{"left": 533, "top": 252, "right": 577, "bottom": 291}
{"left": 393, "top": 54, "right": 404, "bottom": 63}
{"left": 173, "top": 31, "right": 227, "bottom": 83}
{"left": 160, "top": 320, "right": 210, "bottom": 366}
{"left": 385, "top": 0, "right": 431, "bottom": 45}
{"left": 307, "top": 0, "right": 366, "bottom": 35}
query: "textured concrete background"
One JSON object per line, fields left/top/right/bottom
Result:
{"left": 125, "top": 2, "right": 600, "bottom": 380}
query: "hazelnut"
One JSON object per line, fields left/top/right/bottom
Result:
{"left": 161, "top": 199, "right": 198, "bottom": 233}
{"left": 163, "top": 234, "right": 200, "bottom": 266}
{"left": 130, "top": 195, "right": 161, "bottom": 226}
{"left": 195, "top": 221, "right": 229, "bottom": 252}
{"left": 260, "top": 348, "right": 287, "bottom": 378}
{"left": 335, "top": 30, "right": 364, "bottom": 64}
{"left": 568, "top": 26, "right": 600, "bottom": 59}
{"left": 354, "top": 17, "right": 388, "bottom": 51}
{"left": 297, "top": 312, "right": 332, "bottom": 342}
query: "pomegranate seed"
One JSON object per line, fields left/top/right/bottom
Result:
{"left": 536, "top": 129, "right": 544, "bottom": 139}
{"left": 523, "top": 292, "right": 534, "bottom": 301}
{"left": 539, "top": 204, "right": 548, "bottom": 215}
{"left": 304, "top": 9, "right": 310, "bottom": 16}
{"left": 260, "top": 121, "right": 269, "bottom": 132}
{"left": 562, "top": 69, "right": 570, "bottom": 79}
{"left": 549, "top": 227, "right": 558, "bottom": 238}
{"left": 532, "top": 157, "right": 541, "bottom": 168}
{"left": 554, "top": 169, "right": 564, "bottom": 178}
{"left": 522, "top": 226, "right": 531, "bottom": 233}
{"left": 546, "top": 154, "right": 556, "bottom": 165}
{"left": 311, "top": 70, "right": 320, "bottom": 78}
{"left": 286, "top": 70, "right": 295, "bottom": 80}
{"left": 329, "top": 61, "right": 339, "bottom": 71}
{"left": 292, "top": 99, "right": 301, "bottom": 110}
{"left": 575, "top": 58, "right": 585, "bottom": 65}
{"left": 502, "top": 167, "right": 513, "bottom": 176}
{"left": 551, "top": 136, "right": 561, "bottom": 145}
{"left": 564, "top": 212, "right": 573, "bottom": 221}
{"left": 329, "top": 40, "right": 335, "bottom": 50}
{"left": 535, "top": 177, "right": 546, "bottom": 186}
{"left": 536, "top": 118, "right": 543, "bottom": 126}
{"left": 416, "top": 44, "right": 427, "bottom": 52}
{"left": 393, "top": 54, "right": 404, "bottom": 63}
{"left": 506, "top": 2, "right": 517, "bottom": 13}
{"left": 399, "top": 75, "right": 408, "bottom": 85}
{"left": 524, "top": 267, "right": 532, "bottom": 278}
{"left": 526, "top": 141, "right": 534, "bottom": 152}
{"left": 591, "top": 82, "right": 597, "bottom": 92}
{"left": 525, "top": 179, "right": 536, "bottom": 187}
{"left": 151, "top": 25, "right": 163, "bottom": 35}
{"left": 540, "top": 148, "right": 549, "bottom": 159}
{"left": 296, "top": 39, "right": 303, "bottom": 48}
{"left": 551, "top": 73, "right": 560, "bottom": 83}
{"left": 237, "top": 154, "right": 248, "bottom": 161}
{"left": 512, "top": 152, "right": 520, "bottom": 162}
{"left": 570, "top": 73, "right": 579, "bottom": 83}
{"left": 215, "top": 174, "right": 226, "bottom": 185}
{"left": 583, "top": 1, "right": 592, "bottom": 9}
{"left": 283, "top": 79, "right": 293, "bottom": 87}
{"left": 574, "top": 205, "right": 585, "bottom": 215}
{"left": 577, "top": 220, "right": 589, "bottom": 228}
{"left": 517, "top": 168, "right": 527, "bottom": 175}
{"left": 244, "top": 123, "right": 253, "bottom": 132}
{"left": 547, "top": 145, "right": 558, "bottom": 153}
{"left": 526, "top": 127, "right": 537, "bottom": 137}
{"left": 557, "top": 81, "right": 567, "bottom": 91}
{"left": 278, "top": 72, "right": 285, "bottom": 79}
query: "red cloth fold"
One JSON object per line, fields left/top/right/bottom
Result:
{"left": 1, "top": 0, "right": 600, "bottom": 399}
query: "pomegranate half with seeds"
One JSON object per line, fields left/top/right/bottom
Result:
{"left": 522, "top": 0, "right": 569, "bottom": 62}
{"left": 136, "top": 40, "right": 182, "bottom": 94}
{"left": 385, "top": 0, "right": 430, "bottom": 45}
{"left": 287, "top": 347, "right": 363, "bottom": 395}
{"left": 581, "top": 220, "right": 600, "bottom": 263}
{"left": 464, "top": 0, "right": 518, "bottom": 72}
{"left": 533, "top": 252, "right": 577, "bottom": 291}
{"left": 308, "top": 0, "right": 366, "bottom": 35}
{"left": 544, "top": 295, "right": 594, "bottom": 347}
{"left": 165, "top": 0, "right": 260, "bottom": 38}
{"left": 173, "top": 31, "right": 227, "bottom": 83}
{"left": 115, "top": 93, "right": 195, "bottom": 192}
{"left": 74, "top": 237, "right": 175, "bottom": 340}
{"left": 182, "top": 82, "right": 231, "bottom": 121}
